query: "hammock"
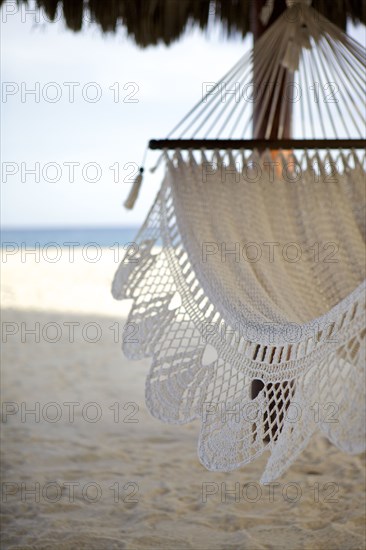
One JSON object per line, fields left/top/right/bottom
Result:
{"left": 112, "top": 0, "right": 366, "bottom": 482}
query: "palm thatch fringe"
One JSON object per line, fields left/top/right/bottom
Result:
{"left": 1, "top": 0, "right": 365, "bottom": 46}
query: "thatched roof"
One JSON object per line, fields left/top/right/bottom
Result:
{"left": 2, "top": 0, "right": 365, "bottom": 46}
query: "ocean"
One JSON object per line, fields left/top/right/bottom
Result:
{"left": 0, "top": 227, "right": 140, "bottom": 248}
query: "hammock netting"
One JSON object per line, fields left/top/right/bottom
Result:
{"left": 112, "top": 0, "right": 366, "bottom": 482}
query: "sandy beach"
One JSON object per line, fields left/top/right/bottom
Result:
{"left": 1, "top": 249, "right": 365, "bottom": 549}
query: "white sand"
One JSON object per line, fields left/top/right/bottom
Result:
{"left": 1, "top": 250, "right": 365, "bottom": 549}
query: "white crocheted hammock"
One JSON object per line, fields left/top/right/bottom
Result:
{"left": 112, "top": 1, "right": 366, "bottom": 482}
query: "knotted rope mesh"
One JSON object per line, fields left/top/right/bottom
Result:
{"left": 112, "top": 1, "right": 365, "bottom": 481}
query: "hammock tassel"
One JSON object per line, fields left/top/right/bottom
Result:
{"left": 124, "top": 167, "right": 144, "bottom": 210}
{"left": 281, "top": 38, "right": 301, "bottom": 72}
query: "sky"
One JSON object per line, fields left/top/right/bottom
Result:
{"left": 1, "top": 2, "right": 365, "bottom": 228}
